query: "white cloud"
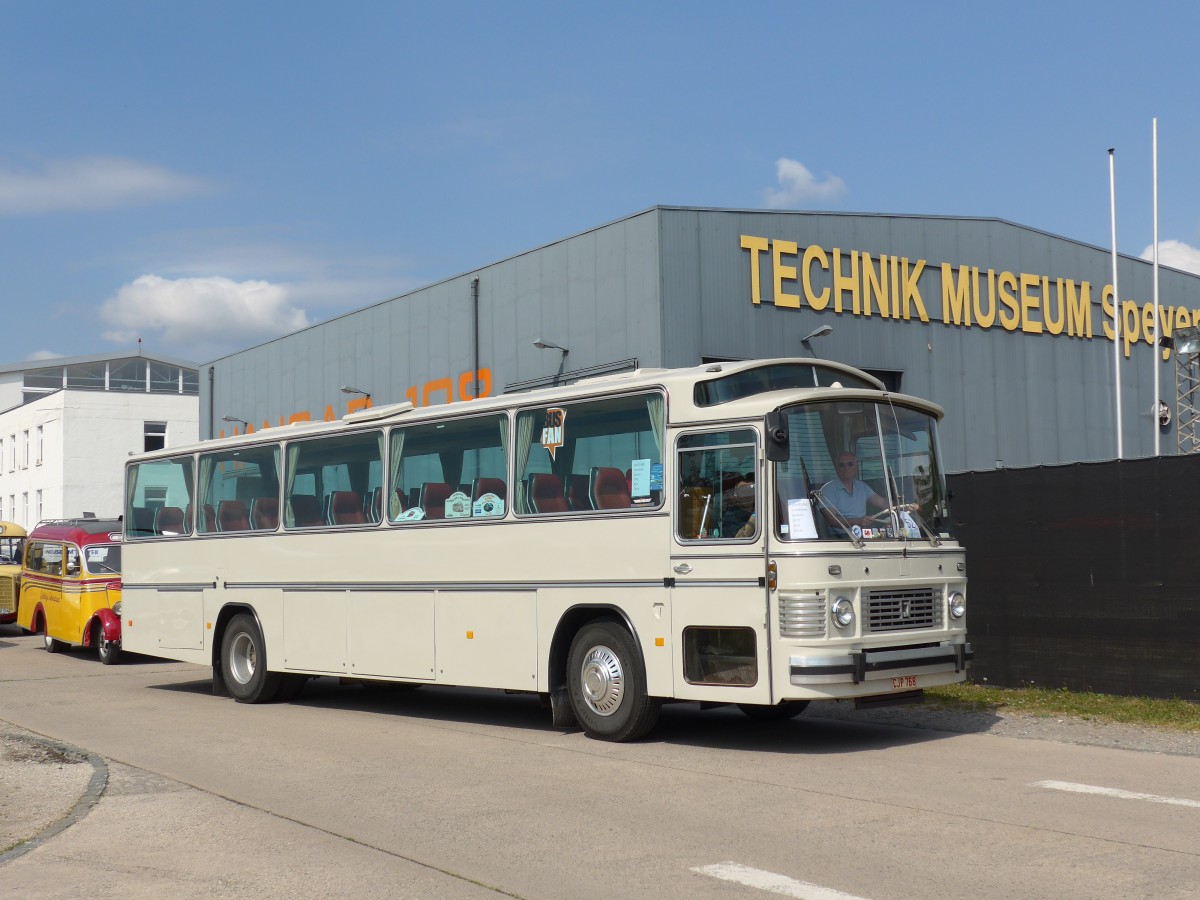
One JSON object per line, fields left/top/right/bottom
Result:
{"left": 26, "top": 349, "right": 64, "bottom": 361}
{"left": 763, "top": 157, "right": 848, "bottom": 208}
{"left": 0, "top": 157, "right": 209, "bottom": 215}
{"left": 1140, "top": 239, "right": 1200, "bottom": 276}
{"left": 100, "top": 275, "right": 310, "bottom": 349}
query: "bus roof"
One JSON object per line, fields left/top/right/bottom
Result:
{"left": 132, "top": 357, "right": 944, "bottom": 462}
{"left": 28, "top": 519, "right": 123, "bottom": 545}
{"left": 0, "top": 521, "right": 27, "bottom": 538}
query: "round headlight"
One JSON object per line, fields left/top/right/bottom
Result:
{"left": 948, "top": 591, "right": 966, "bottom": 619}
{"left": 112, "top": 600, "right": 123, "bottom": 617}
{"left": 831, "top": 596, "right": 855, "bottom": 628}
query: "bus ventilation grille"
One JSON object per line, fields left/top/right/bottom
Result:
{"left": 779, "top": 592, "right": 826, "bottom": 639}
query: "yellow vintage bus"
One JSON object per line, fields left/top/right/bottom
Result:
{"left": 0, "top": 521, "right": 27, "bottom": 625}
{"left": 121, "top": 358, "right": 970, "bottom": 740}
{"left": 18, "top": 519, "right": 124, "bottom": 664}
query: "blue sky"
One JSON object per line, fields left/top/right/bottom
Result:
{"left": 2, "top": 2, "right": 1198, "bottom": 364}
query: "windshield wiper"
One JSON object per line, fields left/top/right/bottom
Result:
{"left": 89, "top": 562, "right": 119, "bottom": 574}
{"left": 810, "top": 485, "right": 864, "bottom": 549}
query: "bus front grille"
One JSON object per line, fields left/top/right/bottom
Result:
{"left": 779, "top": 592, "right": 826, "bottom": 639}
{"left": 0, "top": 579, "right": 13, "bottom": 606}
{"left": 865, "top": 588, "right": 941, "bottom": 633}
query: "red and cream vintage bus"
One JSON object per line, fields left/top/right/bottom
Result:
{"left": 17, "top": 518, "right": 124, "bottom": 664}
{"left": 0, "top": 520, "right": 26, "bottom": 625}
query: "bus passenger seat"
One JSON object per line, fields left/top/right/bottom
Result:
{"left": 568, "top": 474, "right": 593, "bottom": 511}
{"left": 155, "top": 506, "right": 185, "bottom": 535}
{"left": 217, "top": 500, "right": 251, "bottom": 532}
{"left": 329, "top": 491, "right": 367, "bottom": 525}
{"left": 420, "top": 482, "right": 452, "bottom": 519}
{"left": 251, "top": 497, "right": 279, "bottom": 530}
{"left": 288, "top": 494, "right": 323, "bottom": 527}
{"left": 202, "top": 504, "right": 217, "bottom": 533}
{"left": 590, "top": 467, "right": 631, "bottom": 509}
{"left": 530, "top": 474, "right": 568, "bottom": 513}
{"left": 471, "top": 477, "right": 507, "bottom": 503}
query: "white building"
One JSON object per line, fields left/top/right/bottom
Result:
{"left": 0, "top": 353, "right": 199, "bottom": 527}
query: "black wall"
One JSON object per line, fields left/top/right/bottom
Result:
{"left": 948, "top": 456, "right": 1200, "bottom": 701}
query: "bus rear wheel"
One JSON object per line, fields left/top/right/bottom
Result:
{"left": 738, "top": 700, "right": 810, "bottom": 721}
{"left": 567, "top": 621, "right": 661, "bottom": 742}
{"left": 221, "top": 613, "right": 283, "bottom": 703}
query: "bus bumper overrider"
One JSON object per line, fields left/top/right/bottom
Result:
{"left": 789, "top": 641, "right": 973, "bottom": 686}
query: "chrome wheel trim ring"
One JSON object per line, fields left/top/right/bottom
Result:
{"left": 580, "top": 643, "right": 624, "bottom": 716}
{"left": 229, "top": 631, "right": 257, "bottom": 685}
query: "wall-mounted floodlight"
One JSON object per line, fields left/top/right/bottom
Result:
{"left": 533, "top": 338, "right": 569, "bottom": 356}
{"left": 801, "top": 324, "right": 833, "bottom": 356}
{"left": 1175, "top": 326, "right": 1200, "bottom": 359}
{"left": 221, "top": 415, "right": 250, "bottom": 429}
{"left": 340, "top": 385, "right": 372, "bottom": 399}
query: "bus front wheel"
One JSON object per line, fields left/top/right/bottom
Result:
{"left": 567, "top": 622, "right": 661, "bottom": 742}
{"left": 41, "top": 618, "right": 66, "bottom": 654}
{"left": 221, "top": 614, "right": 283, "bottom": 703}
{"left": 95, "top": 622, "right": 121, "bottom": 666}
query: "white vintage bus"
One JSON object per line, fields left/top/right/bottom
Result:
{"left": 121, "top": 358, "right": 969, "bottom": 741}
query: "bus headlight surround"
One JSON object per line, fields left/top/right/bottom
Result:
{"left": 112, "top": 600, "right": 123, "bottom": 617}
{"left": 831, "top": 596, "right": 854, "bottom": 629}
{"left": 948, "top": 591, "right": 966, "bottom": 619}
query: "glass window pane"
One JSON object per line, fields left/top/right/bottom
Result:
{"left": 198, "top": 444, "right": 281, "bottom": 533}
{"left": 65, "top": 361, "right": 108, "bottom": 389}
{"left": 389, "top": 414, "right": 508, "bottom": 523}
{"left": 109, "top": 359, "right": 146, "bottom": 392}
{"left": 284, "top": 431, "right": 383, "bottom": 528}
{"left": 125, "top": 456, "right": 195, "bottom": 539}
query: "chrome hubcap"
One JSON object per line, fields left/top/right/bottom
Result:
{"left": 580, "top": 644, "right": 623, "bottom": 716}
{"left": 229, "top": 632, "right": 257, "bottom": 685}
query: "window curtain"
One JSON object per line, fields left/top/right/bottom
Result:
{"left": 284, "top": 443, "right": 302, "bottom": 527}
{"left": 645, "top": 394, "right": 664, "bottom": 457}
{"left": 513, "top": 411, "right": 536, "bottom": 514}
{"left": 388, "top": 428, "right": 406, "bottom": 520}
{"left": 197, "top": 455, "right": 215, "bottom": 533}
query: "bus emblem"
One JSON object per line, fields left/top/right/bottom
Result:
{"left": 541, "top": 407, "right": 567, "bottom": 460}
{"left": 901, "top": 599, "right": 913, "bottom": 618}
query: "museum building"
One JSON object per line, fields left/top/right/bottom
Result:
{"left": 202, "top": 206, "right": 1200, "bottom": 473}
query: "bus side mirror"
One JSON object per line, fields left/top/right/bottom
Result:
{"left": 764, "top": 411, "right": 789, "bottom": 462}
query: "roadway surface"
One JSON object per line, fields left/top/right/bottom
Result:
{"left": 2, "top": 625, "right": 1198, "bottom": 899}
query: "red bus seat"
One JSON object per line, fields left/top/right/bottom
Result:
{"left": 217, "top": 500, "right": 250, "bottom": 532}
{"left": 530, "top": 473, "right": 567, "bottom": 513}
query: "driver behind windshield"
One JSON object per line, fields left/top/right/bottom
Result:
{"left": 820, "top": 452, "right": 890, "bottom": 527}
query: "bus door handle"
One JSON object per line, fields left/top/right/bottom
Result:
{"left": 673, "top": 563, "right": 692, "bottom": 575}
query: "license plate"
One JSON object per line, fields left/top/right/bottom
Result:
{"left": 891, "top": 675, "right": 919, "bottom": 690}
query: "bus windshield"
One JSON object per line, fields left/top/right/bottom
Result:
{"left": 772, "top": 400, "right": 949, "bottom": 543}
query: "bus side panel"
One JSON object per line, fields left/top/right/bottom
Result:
{"left": 435, "top": 590, "right": 536, "bottom": 691}
{"left": 282, "top": 590, "right": 345, "bottom": 674}
{"left": 157, "top": 587, "right": 205, "bottom": 650}
{"left": 348, "top": 590, "right": 436, "bottom": 680}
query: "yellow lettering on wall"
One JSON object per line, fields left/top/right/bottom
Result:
{"left": 1064, "top": 280, "right": 1092, "bottom": 338}
{"left": 1141, "top": 302, "right": 1158, "bottom": 346}
{"left": 861, "top": 252, "right": 889, "bottom": 318}
{"left": 802, "top": 245, "right": 830, "bottom": 310}
{"left": 998, "top": 272, "right": 1020, "bottom": 331}
{"left": 1122, "top": 301, "right": 1141, "bottom": 357}
{"left": 976, "top": 269, "right": 998, "bottom": 328}
{"left": 1019, "top": 273, "right": 1043, "bottom": 334}
{"left": 833, "top": 248, "right": 858, "bottom": 314}
{"left": 901, "top": 259, "right": 928, "bottom": 322}
{"left": 347, "top": 396, "right": 373, "bottom": 414}
{"left": 1101, "top": 286, "right": 1116, "bottom": 340}
{"left": 772, "top": 239, "right": 800, "bottom": 308}
{"left": 1044, "top": 278, "right": 1065, "bottom": 335}
{"left": 889, "top": 256, "right": 901, "bottom": 317}
{"left": 323, "top": 405, "right": 336, "bottom": 422}
{"left": 941, "top": 263, "right": 972, "bottom": 327}
{"left": 740, "top": 234, "right": 769, "bottom": 305}
{"left": 288, "top": 412, "right": 311, "bottom": 424}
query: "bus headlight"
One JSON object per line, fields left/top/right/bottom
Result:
{"left": 831, "top": 596, "right": 855, "bottom": 629}
{"left": 948, "top": 592, "right": 966, "bottom": 619}
{"left": 112, "top": 600, "right": 123, "bottom": 617}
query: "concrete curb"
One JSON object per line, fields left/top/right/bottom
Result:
{"left": 0, "top": 730, "right": 109, "bottom": 866}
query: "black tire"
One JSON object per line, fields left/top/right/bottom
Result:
{"left": 220, "top": 613, "right": 283, "bottom": 703}
{"left": 41, "top": 616, "right": 66, "bottom": 654}
{"left": 95, "top": 621, "right": 121, "bottom": 666}
{"left": 738, "top": 700, "right": 810, "bottom": 721}
{"left": 567, "top": 621, "right": 661, "bottom": 742}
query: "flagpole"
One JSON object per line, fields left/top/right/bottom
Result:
{"left": 1152, "top": 118, "right": 1161, "bottom": 456}
{"left": 1109, "top": 148, "right": 1123, "bottom": 459}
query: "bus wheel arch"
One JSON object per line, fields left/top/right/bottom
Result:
{"left": 558, "top": 612, "right": 661, "bottom": 742}
{"left": 216, "top": 607, "right": 283, "bottom": 703}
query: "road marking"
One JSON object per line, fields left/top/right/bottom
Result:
{"left": 1034, "top": 780, "right": 1200, "bottom": 809}
{"left": 691, "top": 863, "right": 872, "bottom": 899}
